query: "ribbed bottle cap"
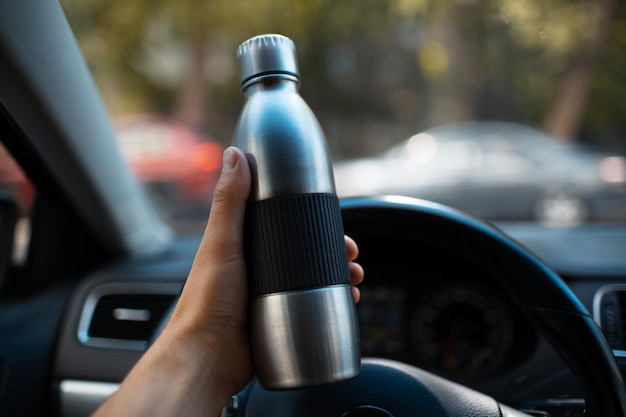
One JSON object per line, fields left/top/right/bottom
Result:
{"left": 237, "top": 34, "right": 299, "bottom": 89}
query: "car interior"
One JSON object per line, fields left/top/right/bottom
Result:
{"left": 2, "top": 1, "right": 626, "bottom": 417}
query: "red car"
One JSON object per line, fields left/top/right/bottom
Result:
{"left": 113, "top": 115, "right": 223, "bottom": 219}
{"left": 0, "top": 115, "right": 223, "bottom": 219}
{"left": 0, "top": 143, "right": 34, "bottom": 216}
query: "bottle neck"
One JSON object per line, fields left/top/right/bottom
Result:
{"left": 242, "top": 75, "right": 299, "bottom": 98}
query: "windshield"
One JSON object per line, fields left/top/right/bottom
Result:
{"left": 49, "top": 1, "right": 626, "bottom": 231}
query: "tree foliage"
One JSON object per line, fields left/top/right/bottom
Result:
{"left": 60, "top": 0, "right": 626, "bottom": 154}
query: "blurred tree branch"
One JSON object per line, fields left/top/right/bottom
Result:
{"left": 542, "top": 0, "right": 616, "bottom": 140}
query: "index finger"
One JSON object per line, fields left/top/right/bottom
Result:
{"left": 345, "top": 235, "right": 359, "bottom": 262}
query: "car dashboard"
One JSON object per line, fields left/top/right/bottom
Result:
{"left": 40, "top": 198, "right": 626, "bottom": 417}
{"left": 352, "top": 234, "right": 541, "bottom": 394}
{"left": 343, "top": 221, "right": 626, "bottom": 410}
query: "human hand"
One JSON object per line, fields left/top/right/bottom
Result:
{"left": 169, "top": 145, "right": 364, "bottom": 395}
{"left": 92, "top": 146, "right": 363, "bottom": 417}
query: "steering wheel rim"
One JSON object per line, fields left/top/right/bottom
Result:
{"left": 241, "top": 196, "right": 626, "bottom": 416}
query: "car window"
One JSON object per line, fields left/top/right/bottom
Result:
{"left": 58, "top": 0, "right": 626, "bottom": 230}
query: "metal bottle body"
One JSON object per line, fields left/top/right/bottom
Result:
{"left": 235, "top": 80, "right": 334, "bottom": 200}
{"left": 233, "top": 76, "right": 360, "bottom": 390}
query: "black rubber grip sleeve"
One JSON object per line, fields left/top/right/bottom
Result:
{"left": 245, "top": 193, "right": 351, "bottom": 297}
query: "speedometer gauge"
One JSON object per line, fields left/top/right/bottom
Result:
{"left": 410, "top": 282, "right": 514, "bottom": 379}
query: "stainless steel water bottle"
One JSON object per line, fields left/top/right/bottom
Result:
{"left": 232, "top": 34, "right": 360, "bottom": 390}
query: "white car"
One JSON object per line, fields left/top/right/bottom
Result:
{"left": 335, "top": 122, "right": 626, "bottom": 226}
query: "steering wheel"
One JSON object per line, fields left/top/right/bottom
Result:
{"left": 237, "top": 196, "right": 626, "bottom": 417}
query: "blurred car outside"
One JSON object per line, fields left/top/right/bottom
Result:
{"left": 0, "top": 115, "right": 223, "bottom": 221}
{"left": 113, "top": 115, "right": 223, "bottom": 220}
{"left": 0, "top": 142, "right": 33, "bottom": 217}
{"left": 334, "top": 122, "right": 626, "bottom": 227}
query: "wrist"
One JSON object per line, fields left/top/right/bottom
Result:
{"left": 154, "top": 322, "right": 236, "bottom": 408}
{"left": 93, "top": 328, "right": 233, "bottom": 417}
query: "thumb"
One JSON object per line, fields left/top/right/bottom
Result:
{"left": 194, "top": 146, "right": 252, "bottom": 268}
{"left": 172, "top": 145, "right": 252, "bottom": 324}
{"left": 161, "top": 146, "right": 254, "bottom": 400}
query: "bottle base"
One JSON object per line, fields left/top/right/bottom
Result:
{"left": 249, "top": 284, "right": 361, "bottom": 390}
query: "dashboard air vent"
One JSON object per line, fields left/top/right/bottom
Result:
{"left": 78, "top": 283, "right": 181, "bottom": 350}
{"left": 594, "top": 285, "right": 626, "bottom": 352}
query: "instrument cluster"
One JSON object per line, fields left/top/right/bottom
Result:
{"left": 353, "top": 236, "right": 537, "bottom": 381}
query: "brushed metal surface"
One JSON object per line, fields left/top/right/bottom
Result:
{"left": 250, "top": 285, "right": 361, "bottom": 389}
{"left": 233, "top": 81, "right": 335, "bottom": 201}
{"left": 233, "top": 34, "right": 335, "bottom": 201}
{"left": 237, "top": 34, "right": 299, "bottom": 90}
{"left": 59, "top": 380, "right": 118, "bottom": 417}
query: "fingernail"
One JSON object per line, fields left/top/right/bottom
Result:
{"left": 222, "top": 147, "right": 236, "bottom": 171}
